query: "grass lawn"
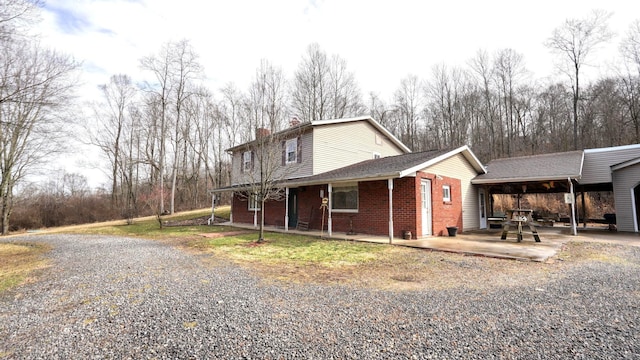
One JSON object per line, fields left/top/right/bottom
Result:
{"left": 0, "top": 242, "right": 50, "bottom": 292}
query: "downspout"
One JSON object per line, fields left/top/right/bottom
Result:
{"left": 328, "top": 183, "right": 333, "bottom": 237}
{"left": 388, "top": 178, "right": 394, "bottom": 244}
{"left": 284, "top": 187, "right": 289, "bottom": 231}
{"left": 569, "top": 178, "right": 577, "bottom": 236}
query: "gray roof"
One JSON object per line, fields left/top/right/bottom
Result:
{"left": 286, "top": 149, "right": 453, "bottom": 186}
{"left": 212, "top": 146, "right": 484, "bottom": 192}
{"left": 472, "top": 150, "right": 584, "bottom": 184}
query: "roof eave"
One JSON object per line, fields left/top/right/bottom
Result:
{"left": 472, "top": 175, "right": 581, "bottom": 185}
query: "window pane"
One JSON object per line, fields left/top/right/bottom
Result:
{"left": 286, "top": 138, "right": 297, "bottom": 163}
{"left": 332, "top": 185, "right": 358, "bottom": 210}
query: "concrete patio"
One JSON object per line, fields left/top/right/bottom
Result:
{"left": 213, "top": 222, "right": 640, "bottom": 262}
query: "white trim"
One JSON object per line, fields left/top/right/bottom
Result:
{"left": 611, "top": 156, "right": 640, "bottom": 171}
{"left": 584, "top": 143, "right": 640, "bottom": 154}
{"left": 631, "top": 186, "right": 639, "bottom": 233}
{"left": 472, "top": 175, "right": 581, "bottom": 184}
{"left": 442, "top": 185, "right": 451, "bottom": 202}
{"left": 399, "top": 145, "right": 485, "bottom": 178}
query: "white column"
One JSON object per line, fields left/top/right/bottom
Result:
{"left": 328, "top": 184, "right": 333, "bottom": 236}
{"left": 388, "top": 178, "right": 394, "bottom": 244}
{"left": 569, "top": 178, "right": 577, "bottom": 236}
{"left": 284, "top": 187, "right": 289, "bottom": 231}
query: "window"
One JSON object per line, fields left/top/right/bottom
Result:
{"left": 242, "top": 151, "right": 252, "bottom": 172}
{"left": 332, "top": 183, "right": 358, "bottom": 212}
{"left": 248, "top": 193, "right": 261, "bottom": 210}
{"left": 373, "top": 152, "right": 381, "bottom": 159}
{"left": 285, "top": 138, "right": 297, "bottom": 163}
{"left": 442, "top": 185, "right": 451, "bottom": 202}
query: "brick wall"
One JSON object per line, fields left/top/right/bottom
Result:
{"left": 230, "top": 174, "right": 464, "bottom": 238}
{"left": 416, "top": 172, "right": 463, "bottom": 236}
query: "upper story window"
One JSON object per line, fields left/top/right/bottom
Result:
{"left": 242, "top": 151, "right": 252, "bottom": 172}
{"left": 282, "top": 136, "right": 302, "bottom": 165}
{"left": 443, "top": 185, "right": 451, "bottom": 202}
{"left": 285, "top": 138, "right": 297, "bottom": 163}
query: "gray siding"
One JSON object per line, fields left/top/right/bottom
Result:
{"left": 230, "top": 131, "right": 313, "bottom": 186}
{"left": 581, "top": 145, "right": 640, "bottom": 185}
{"left": 612, "top": 164, "right": 640, "bottom": 232}
{"left": 313, "top": 121, "right": 406, "bottom": 174}
{"left": 421, "top": 153, "right": 481, "bottom": 231}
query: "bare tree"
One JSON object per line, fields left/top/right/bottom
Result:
{"left": 0, "top": 41, "right": 78, "bottom": 234}
{"left": 247, "top": 59, "right": 288, "bottom": 133}
{"left": 90, "top": 74, "right": 138, "bottom": 208}
{"left": 393, "top": 74, "right": 423, "bottom": 150}
{"left": 619, "top": 20, "right": 640, "bottom": 143}
{"left": 545, "top": 10, "right": 613, "bottom": 150}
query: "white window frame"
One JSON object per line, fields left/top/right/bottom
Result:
{"left": 331, "top": 183, "right": 359, "bottom": 213}
{"left": 285, "top": 138, "right": 297, "bottom": 164}
{"left": 242, "top": 151, "right": 252, "bottom": 172}
{"left": 248, "top": 193, "right": 261, "bottom": 210}
{"left": 443, "top": 185, "right": 451, "bottom": 202}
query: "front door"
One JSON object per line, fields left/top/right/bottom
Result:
{"left": 288, "top": 188, "right": 299, "bottom": 228}
{"left": 479, "top": 188, "right": 487, "bottom": 229}
{"left": 421, "top": 179, "right": 432, "bottom": 236}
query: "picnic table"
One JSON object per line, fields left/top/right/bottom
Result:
{"left": 500, "top": 209, "right": 541, "bottom": 242}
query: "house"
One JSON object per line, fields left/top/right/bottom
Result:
{"left": 214, "top": 116, "right": 486, "bottom": 240}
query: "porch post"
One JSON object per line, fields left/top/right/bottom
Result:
{"left": 328, "top": 183, "right": 333, "bottom": 236}
{"left": 569, "top": 178, "right": 577, "bottom": 236}
{"left": 388, "top": 178, "right": 394, "bottom": 244}
{"left": 284, "top": 187, "right": 289, "bottom": 231}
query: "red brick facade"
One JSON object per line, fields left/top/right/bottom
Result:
{"left": 231, "top": 173, "right": 464, "bottom": 239}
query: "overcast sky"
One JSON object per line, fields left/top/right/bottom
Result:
{"left": 36, "top": 0, "right": 640, "bottom": 101}
{"left": 30, "top": 0, "right": 640, "bottom": 188}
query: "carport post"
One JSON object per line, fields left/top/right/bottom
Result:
{"left": 388, "top": 179, "right": 394, "bottom": 244}
{"left": 569, "top": 178, "right": 577, "bottom": 236}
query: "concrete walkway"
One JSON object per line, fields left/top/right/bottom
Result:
{"left": 216, "top": 223, "right": 640, "bottom": 262}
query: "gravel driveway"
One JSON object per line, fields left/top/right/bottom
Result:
{"left": 1, "top": 234, "right": 639, "bottom": 359}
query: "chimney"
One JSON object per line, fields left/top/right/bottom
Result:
{"left": 256, "top": 127, "right": 271, "bottom": 139}
{"left": 289, "top": 116, "right": 301, "bottom": 127}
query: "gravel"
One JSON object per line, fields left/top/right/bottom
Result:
{"left": 1, "top": 234, "right": 639, "bottom": 359}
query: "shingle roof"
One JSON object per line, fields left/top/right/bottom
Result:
{"left": 287, "top": 149, "right": 453, "bottom": 186}
{"left": 212, "top": 146, "right": 483, "bottom": 192}
{"left": 472, "top": 150, "right": 584, "bottom": 184}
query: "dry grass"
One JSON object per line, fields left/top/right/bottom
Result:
{"left": 0, "top": 242, "right": 50, "bottom": 292}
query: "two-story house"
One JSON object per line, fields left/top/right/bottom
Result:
{"left": 214, "top": 116, "right": 486, "bottom": 240}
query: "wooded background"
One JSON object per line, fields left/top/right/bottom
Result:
{"left": 2, "top": 3, "right": 639, "bottom": 232}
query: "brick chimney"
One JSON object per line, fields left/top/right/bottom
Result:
{"left": 256, "top": 127, "right": 271, "bottom": 139}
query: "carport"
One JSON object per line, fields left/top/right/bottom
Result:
{"left": 472, "top": 150, "right": 584, "bottom": 236}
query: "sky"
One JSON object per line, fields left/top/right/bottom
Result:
{"left": 30, "top": 0, "right": 640, "bottom": 188}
